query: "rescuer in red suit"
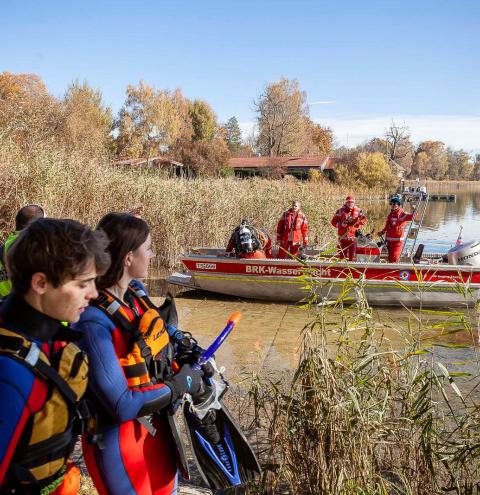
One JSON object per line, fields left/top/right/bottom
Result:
{"left": 331, "top": 195, "right": 368, "bottom": 261}
{"left": 276, "top": 201, "right": 309, "bottom": 259}
{"left": 379, "top": 196, "right": 417, "bottom": 263}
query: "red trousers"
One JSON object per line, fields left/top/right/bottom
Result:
{"left": 278, "top": 243, "right": 300, "bottom": 259}
{"left": 387, "top": 241, "right": 403, "bottom": 263}
{"left": 338, "top": 239, "right": 357, "bottom": 261}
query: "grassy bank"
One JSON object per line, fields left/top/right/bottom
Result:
{"left": 0, "top": 140, "right": 388, "bottom": 269}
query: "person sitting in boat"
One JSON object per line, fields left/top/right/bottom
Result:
{"left": 225, "top": 219, "right": 269, "bottom": 259}
{"left": 379, "top": 195, "right": 417, "bottom": 263}
{"left": 331, "top": 195, "right": 368, "bottom": 261}
{"left": 276, "top": 201, "right": 309, "bottom": 259}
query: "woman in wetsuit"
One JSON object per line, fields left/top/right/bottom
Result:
{"left": 76, "top": 213, "right": 205, "bottom": 495}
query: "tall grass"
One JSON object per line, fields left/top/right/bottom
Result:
{"left": 0, "top": 139, "right": 387, "bottom": 269}
{"left": 245, "top": 277, "right": 480, "bottom": 494}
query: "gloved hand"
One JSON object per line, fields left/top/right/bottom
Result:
{"left": 166, "top": 364, "right": 204, "bottom": 402}
{"left": 341, "top": 221, "right": 347, "bottom": 228}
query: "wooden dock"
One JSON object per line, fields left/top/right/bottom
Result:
{"left": 429, "top": 194, "right": 456, "bottom": 202}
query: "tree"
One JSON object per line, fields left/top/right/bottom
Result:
{"left": 0, "top": 72, "right": 64, "bottom": 155}
{"left": 255, "top": 78, "right": 309, "bottom": 156}
{"left": 308, "top": 121, "right": 333, "bottom": 156}
{"left": 334, "top": 149, "right": 397, "bottom": 189}
{"left": 224, "top": 116, "right": 242, "bottom": 153}
{"left": 446, "top": 148, "right": 474, "bottom": 179}
{"left": 62, "top": 80, "right": 114, "bottom": 157}
{"left": 171, "top": 137, "right": 230, "bottom": 176}
{"left": 385, "top": 122, "right": 414, "bottom": 175}
{"left": 116, "top": 81, "right": 192, "bottom": 159}
{"left": 189, "top": 100, "right": 216, "bottom": 141}
{"left": 411, "top": 141, "right": 448, "bottom": 179}
{"left": 355, "top": 152, "right": 397, "bottom": 188}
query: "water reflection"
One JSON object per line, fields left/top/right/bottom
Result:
{"left": 362, "top": 191, "right": 480, "bottom": 253}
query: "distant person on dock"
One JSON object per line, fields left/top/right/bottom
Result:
{"left": 225, "top": 219, "right": 271, "bottom": 258}
{"left": 379, "top": 195, "right": 417, "bottom": 263}
{"left": 0, "top": 204, "right": 46, "bottom": 297}
{"left": 276, "top": 201, "right": 309, "bottom": 259}
{"left": 331, "top": 195, "right": 368, "bottom": 261}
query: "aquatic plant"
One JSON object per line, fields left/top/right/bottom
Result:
{"left": 245, "top": 277, "right": 480, "bottom": 494}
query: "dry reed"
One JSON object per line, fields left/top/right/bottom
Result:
{"left": 0, "top": 138, "right": 387, "bottom": 270}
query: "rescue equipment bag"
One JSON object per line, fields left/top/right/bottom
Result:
{"left": 92, "top": 283, "right": 172, "bottom": 388}
{"left": 0, "top": 326, "right": 89, "bottom": 492}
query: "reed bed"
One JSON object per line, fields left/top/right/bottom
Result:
{"left": 243, "top": 277, "right": 480, "bottom": 494}
{"left": 0, "top": 139, "right": 386, "bottom": 269}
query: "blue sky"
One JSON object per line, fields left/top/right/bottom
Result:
{"left": 1, "top": 0, "right": 479, "bottom": 150}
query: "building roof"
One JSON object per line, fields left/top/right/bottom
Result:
{"left": 228, "top": 156, "right": 334, "bottom": 170}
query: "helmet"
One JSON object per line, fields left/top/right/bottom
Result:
{"left": 390, "top": 195, "right": 401, "bottom": 205}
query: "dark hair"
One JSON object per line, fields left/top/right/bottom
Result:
{"left": 7, "top": 218, "right": 111, "bottom": 295}
{"left": 95, "top": 213, "right": 150, "bottom": 289}
{"left": 15, "top": 204, "right": 45, "bottom": 231}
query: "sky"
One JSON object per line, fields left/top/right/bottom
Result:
{"left": 1, "top": 0, "right": 479, "bottom": 151}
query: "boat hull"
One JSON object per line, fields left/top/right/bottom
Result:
{"left": 168, "top": 249, "right": 480, "bottom": 307}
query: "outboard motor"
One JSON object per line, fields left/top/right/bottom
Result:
{"left": 238, "top": 224, "right": 254, "bottom": 253}
{"left": 447, "top": 240, "right": 480, "bottom": 267}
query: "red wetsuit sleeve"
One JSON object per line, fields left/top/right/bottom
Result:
{"left": 301, "top": 214, "right": 309, "bottom": 244}
{"left": 0, "top": 360, "right": 46, "bottom": 485}
{"left": 331, "top": 210, "right": 341, "bottom": 228}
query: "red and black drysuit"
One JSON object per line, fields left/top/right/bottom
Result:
{"left": 276, "top": 209, "right": 309, "bottom": 259}
{"left": 331, "top": 205, "right": 368, "bottom": 261}
{"left": 379, "top": 208, "right": 415, "bottom": 263}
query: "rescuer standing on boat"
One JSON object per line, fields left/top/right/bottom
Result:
{"left": 331, "top": 195, "right": 368, "bottom": 261}
{"left": 276, "top": 201, "right": 309, "bottom": 259}
{"left": 379, "top": 195, "right": 417, "bottom": 263}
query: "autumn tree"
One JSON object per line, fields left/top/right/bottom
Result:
{"left": 307, "top": 121, "right": 333, "bottom": 156}
{"left": 0, "top": 72, "right": 64, "bottom": 154}
{"left": 62, "top": 80, "right": 114, "bottom": 157}
{"left": 224, "top": 116, "right": 242, "bottom": 153}
{"left": 189, "top": 99, "right": 216, "bottom": 141}
{"left": 385, "top": 122, "right": 414, "bottom": 176}
{"left": 334, "top": 150, "right": 397, "bottom": 189}
{"left": 411, "top": 141, "right": 448, "bottom": 179}
{"left": 116, "top": 81, "right": 192, "bottom": 159}
{"left": 446, "top": 148, "right": 474, "bottom": 179}
{"left": 171, "top": 137, "right": 230, "bottom": 176}
{"left": 255, "top": 78, "right": 309, "bottom": 156}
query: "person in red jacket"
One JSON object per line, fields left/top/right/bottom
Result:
{"left": 331, "top": 195, "right": 368, "bottom": 261}
{"left": 379, "top": 195, "right": 417, "bottom": 263}
{"left": 276, "top": 201, "right": 309, "bottom": 259}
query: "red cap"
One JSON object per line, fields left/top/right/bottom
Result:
{"left": 345, "top": 195, "right": 355, "bottom": 202}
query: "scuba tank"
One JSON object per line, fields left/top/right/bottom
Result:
{"left": 238, "top": 225, "right": 254, "bottom": 253}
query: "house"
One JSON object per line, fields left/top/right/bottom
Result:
{"left": 113, "top": 156, "right": 192, "bottom": 177}
{"left": 228, "top": 156, "right": 335, "bottom": 179}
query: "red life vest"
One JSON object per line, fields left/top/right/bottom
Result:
{"left": 331, "top": 205, "right": 367, "bottom": 240}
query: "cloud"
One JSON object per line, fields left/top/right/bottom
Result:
{"left": 238, "top": 115, "right": 480, "bottom": 153}
{"left": 319, "top": 115, "right": 480, "bottom": 152}
{"left": 309, "top": 100, "right": 336, "bottom": 105}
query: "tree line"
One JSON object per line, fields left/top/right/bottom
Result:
{"left": 1, "top": 72, "right": 478, "bottom": 184}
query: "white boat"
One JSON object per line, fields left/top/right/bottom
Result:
{"left": 168, "top": 189, "right": 480, "bottom": 307}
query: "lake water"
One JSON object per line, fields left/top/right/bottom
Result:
{"left": 147, "top": 190, "right": 479, "bottom": 377}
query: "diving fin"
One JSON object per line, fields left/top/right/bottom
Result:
{"left": 183, "top": 400, "right": 262, "bottom": 490}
